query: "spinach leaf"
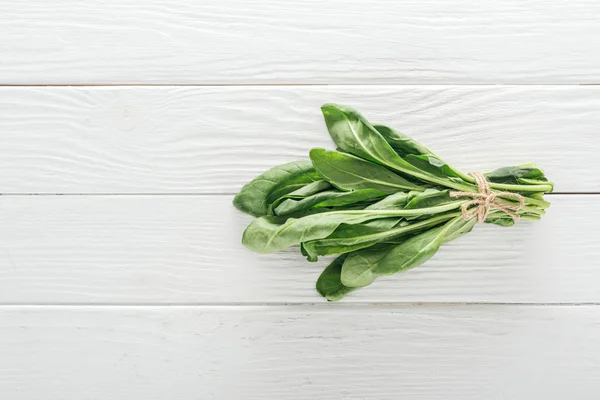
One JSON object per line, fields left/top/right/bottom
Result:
{"left": 320, "top": 105, "right": 423, "bottom": 176}
{"left": 301, "top": 218, "right": 402, "bottom": 261}
{"left": 404, "top": 154, "right": 459, "bottom": 178}
{"left": 233, "top": 161, "right": 322, "bottom": 217}
{"left": 310, "top": 148, "right": 420, "bottom": 193}
{"left": 404, "top": 189, "right": 453, "bottom": 210}
{"left": 242, "top": 201, "right": 464, "bottom": 253}
{"left": 321, "top": 104, "right": 474, "bottom": 192}
{"left": 376, "top": 124, "right": 461, "bottom": 178}
{"left": 273, "top": 189, "right": 385, "bottom": 216}
{"left": 315, "top": 254, "right": 356, "bottom": 301}
{"left": 302, "top": 212, "right": 455, "bottom": 261}
{"left": 302, "top": 190, "right": 452, "bottom": 260}
{"left": 365, "top": 191, "right": 411, "bottom": 210}
{"left": 341, "top": 216, "right": 475, "bottom": 288}
{"left": 485, "top": 165, "right": 547, "bottom": 184}
{"left": 275, "top": 179, "right": 332, "bottom": 199}
{"left": 374, "top": 124, "right": 432, "bottom": 157}
{"left": 485, "top": 214, "right": 515, "bottom": 227}
{"left": 267, "top": 180, "right": 333, "bottom": 215}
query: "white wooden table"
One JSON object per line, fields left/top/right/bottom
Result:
{"left": 1, "top": 1, "right": 599, "bottom": 398}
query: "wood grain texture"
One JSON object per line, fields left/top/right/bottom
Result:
{"left": 1, "top": 305, "right": 599, "bottom": 399}
{"left": 1, "top": 85, "right": 599, "bottom": 194}
{"left": 0, "top": 194, "right": 595, "bottom": 304}
{"left": 1, "top": 0, "right": 599, "bottom": 84}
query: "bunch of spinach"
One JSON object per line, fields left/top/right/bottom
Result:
{"left": 233, "top": 104, "right": 553, "bottom": 301}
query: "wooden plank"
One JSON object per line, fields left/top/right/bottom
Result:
{"left": 1, "top": 0, "right": 599, "bottom": 84}
{"left": 1, "top": 305, "right": 599, "bottom": 399}
{"left": 1, "top": 85, "right": 599, "bottom": 194}
{"left": 0, "top": 194, "right": 594, "bottom": 304}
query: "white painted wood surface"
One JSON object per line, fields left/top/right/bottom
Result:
{"left": 2, "top": 0, "right": 599, "bottom": 398}
{"left": 1, "top": 0, "right": 600, "bottom": 84}
{"left": 1, "top": 86, "right": 599, "bottom": 193}
{"left": 0, "top": 195, "right": 595, "bottom": 304}
{"left": 1, "top": 305, "right": 599, "bottom": 400}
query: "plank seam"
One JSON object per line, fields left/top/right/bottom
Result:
{"left": 0, "top": 192, "right": 593, "bottom": 196}
{"left": 0, "top": 83, "right": 599, "bottom": 88}
{"left": 0, "top": 302, "right": 598, "bottom": 307}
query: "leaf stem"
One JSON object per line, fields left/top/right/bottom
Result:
{"left": 487, "top": 182, "right": 554, "bottom": 193}
{"left": 322, "top": 200, "right": 467, "bottom": 218}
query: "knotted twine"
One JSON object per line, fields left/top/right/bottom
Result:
{"left": 449, "top": 172, "right": 525, "bottom": 223}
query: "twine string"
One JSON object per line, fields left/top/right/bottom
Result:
{"left": 449, "top": 172, "right": 525, "bottom": 223}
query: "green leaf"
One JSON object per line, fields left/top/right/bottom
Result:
{"left": 404, "top": 189, "right": 453, "bottom": 210}
{"left": 404, "top": 154, "right": 459, "bottom": 178}
{"left": 267, "top": 180, "right": 333, "bottom": 215}
{"left": 242, "top": 212, "right": 385, "bottom": 254}
{"left": 442, "top": 217, "right": 478, "bottom": 243}
{"left": 374, "top": 124, "right": 433, "bottom": 157}
{"left": 314, "top": 190, "right": 384, "bottom": 207}
{"left": 302, "top": 190, "right": 448, "bottom": 260}
{"left": 365, "top": 191, "right": 411, "bottom": 210}
{"left": 302, "top": 212, "right": 455, "bottom": 261}
{"left": 338, "top": 245, "right": 390, "bottom": 288}
{"left": 320, "top": 105, "right": 423, "bottom": 176}
{"left": 485, "top": 213, "right": 517, "bottom": 227}
{"left": 301, "top": 218, "right": 402, "bottom": 261}
{"left": 485, "top": 165, "right": 547, "bottom": 184}
{"left": 341, "top": 216, "right": 476, "bottom": 288}
{"left": 233, "top": 161, "right": 322, "bottom": 217}
{"left": 316, "top": 254, "right": 357, "bottom": 301}
{"left": 375, "top": 216, "right": 476, "bottom": 276}
{"left": 320, "top": 104, "right": 475, "bottom": 193}
{"left": 376, "top": 124, "right": 461, "bottom": 177}
{"left": 277, "top": 179, "right": 332, "bottom": 198}
{"left": 309, "top": 148, "right": 420, "bottom": 193}
{"left": 242, "top": 202, "right": 465, "bottom": 253}
{"left": 272, "top": 189, "right": 385, "bottom": 216}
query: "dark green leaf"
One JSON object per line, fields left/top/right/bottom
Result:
{"left": 310, "top": 148, "right": 419, "bottom": 193}
{"left": 267, "top": 180, "right": 333, "bottom": 215}
{"left": 233, "top": 161, "right": 322, "bottom": 217}
{"left": 316, "top": 254, "right": 356, "bottom": 301}
{"left": 485, "top": 165, "right": 547, "bottom": 184}
{"left": 374, "top": 124, "right": 433, "bottom": 157}
{"left": 272, "top": 189, "right": 385, "bottom": 216}
{"left": 376, "top": 124, "right": 460, "bottom": 178}
{"left": 320, "top": 104, "right": 475, "bottom": 193}
{"left": 365, "top": 191, "right": 411, "bottom": 210}
{"left": 278, "top": 179, "right": 332, "bottom": 198}
{"left": 341, "top": 216, "right": 475, "bottom": 288}
{"left": 320, "top": 104, "right": 422, "bottom": 175}
{"left": 404, "top": 189, "right": 453, "bottom": 210}
{"left": 301, "top": 218, "right": 402, "bottom": 261}
{"left": 302, "top": 213, "right": 454, "bottom": 261}
{"left": 302, "top": 190, "right": 443, "bottom": 260}
{"left": 404, "top": 154, "right": 459, "bottom": 178}
{"left": 485, "top": 214, "right": 515, "bottom": 227}
{"left": 242, "top": 202, "right": 465, "bottom": 253}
